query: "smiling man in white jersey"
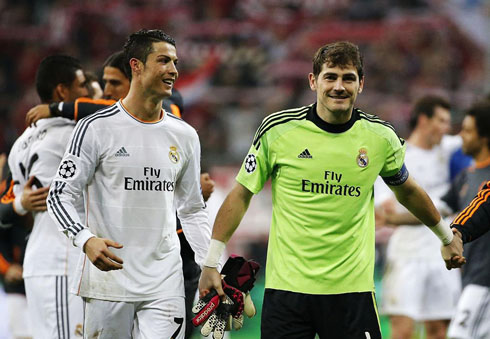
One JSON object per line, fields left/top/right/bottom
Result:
{"left": 378, "top": 96, "right": 463, "bottom": 339}
{"left": 198, "top": 41, "right": 465, "bottom": 339}
{"left": 9, "top": 55, "right": 89, "bottom": 338}
{"left": 47, "top": 29, "right": 211, "bottom": 338}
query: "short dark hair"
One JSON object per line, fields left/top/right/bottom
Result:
{"left": 466, "top": 100, "right": 490, "bottom": 148}
{"left": 35, "top": 55, "right": 83, "bottom": 103}
{"left": 123, "top": 29, "right": 176, "bottom": 79}
{"left": 409, "top": 95, "right": 451, "bottom": 130}
{"left": 103, "top": 51, "right": 128, "bottom": 79}
{"left": 312, "top": 41, "right": 364, "bottom": 79}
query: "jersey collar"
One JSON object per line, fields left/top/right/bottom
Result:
{"left": 307, "top": 103, "right": 360, "bottom": 133}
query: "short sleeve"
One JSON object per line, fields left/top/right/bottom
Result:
{"left": 379, "top": 130, "right": 406, "bottom": 179}
{"left": 235, "top": 130, "right": 273, "bottom": 194}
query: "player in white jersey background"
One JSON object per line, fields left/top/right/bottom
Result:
{"left": 47, "top": 29, "right": 211, "bottom": 338}
{"left": 376, "top": 95, "right": 462, "bottom": 339}
{"left": 8, "top": 55, "right": 89, "bottom": 338}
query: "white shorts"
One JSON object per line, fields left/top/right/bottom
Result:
{"left": 381, "top": 257, "right": 461, "bottom": 321}
{"left": 83, "top": 296, "right": 185, "bottom": 339}
{"left": 6, "top": 293, "right": 31, "bottom": 338}
{"left": 24, "top": 275, "right": 83, "bottom": 339}
{"left": 447, "top": 284, "right": 490, "bottom": 339}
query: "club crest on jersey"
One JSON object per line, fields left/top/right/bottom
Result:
{"left": 169, "top": 146, "right": 180, "bottom": 164}
{"left": 356, "top": 148, "right": 369, "bottom": 168}
{"left": 244, "top": 154, "right": 257, "bottom": 173}
{"left": 59, "top": 160, "right": 76, "bottom": 179}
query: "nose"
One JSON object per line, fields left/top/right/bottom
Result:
{"left": 104, "top": 85, "right": 113, "bottom": 99}
{"left": 333, "top": 78, "right": 345, "bottom": 91}
{"left": 169, "top": 61, "right": 178, "bottom": 78}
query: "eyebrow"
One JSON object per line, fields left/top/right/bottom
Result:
{"left": 324, "top": 72, "right": 357, "bottom": 78}
{"left": 156, "top": 54, "right": 178, "bottom": 60}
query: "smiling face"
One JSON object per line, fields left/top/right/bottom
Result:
{"left": 135, "top": 41, "right": 178, "bottom": 99}
{"left": 309, "top": 62, "right": 363, "bottom": 120}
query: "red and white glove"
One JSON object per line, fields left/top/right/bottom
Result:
{"left": 192, "top": 255, "right": 260, "bottom": 336}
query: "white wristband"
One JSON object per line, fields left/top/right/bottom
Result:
{"left": 13, "top": 195, "right": 28, "bottom": 216}
{"left": 204, "top": 239, "right": 226, "bottom": 268}
{"left": 429, "top": 218, "right": 454, "bottom": 245}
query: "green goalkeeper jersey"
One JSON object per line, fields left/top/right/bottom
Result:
{"left": 236, "top": 103, "right": 407, "bottom": 294}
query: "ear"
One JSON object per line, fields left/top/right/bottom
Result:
{"left": 308, "top": 73, "right": 316, "bottom": 91}
{"left": 358, "top": 76, "right": 364, "bottom": 94}
{"left": 418, "top": 114, "right": 429, "bottom": 126}
{"left": 54, "top": 84, "right": 68, "bottom": 101}
{"left": 129, "top": 58, "right": 143, "bottom": 77}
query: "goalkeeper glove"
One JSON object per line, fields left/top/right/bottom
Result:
{"left": 221, "top": 255, "right": 260, "bottom": 318}
{"left": 192, "top": 255, "right": 260, "bottom": 336}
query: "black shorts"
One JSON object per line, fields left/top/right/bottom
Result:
{"left": 261, "top": 289, "right": 381, "bottom": 339}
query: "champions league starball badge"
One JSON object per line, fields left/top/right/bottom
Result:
{"left": 356, "top": 148, "right": 369, "bottom": 168}
{"left": 244, "top": 154, "right": 257, "bottom": 173}
{"left": 59, "top": 160, "right": 77, "bottom": 179}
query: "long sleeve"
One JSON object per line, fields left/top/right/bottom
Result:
{"left": 174, "top": 134, "right": 211, "bottom": 267}
{"left": 47, "top": 119, "right": 99, "bottom": 248}
{"left": 451, "top": 181, "right": 490, "bottom": 243}
{"left": 60, "top": 98, "right": 115, "bottom": 121}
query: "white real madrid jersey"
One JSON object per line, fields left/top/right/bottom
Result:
{"left": 8, "top": 117, "right": 83, "bottom": 278}
{"left": 385, "top": 135, "right": 462, "bottom": 259}
{"left": 47, "top": 101, "right": 210, "bottom": 302}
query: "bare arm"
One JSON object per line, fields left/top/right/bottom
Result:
{"left": 211, "top": 182, "right": 254, "bottom": 242}
{"left": 388, "top": 175, "right": 441, "bottom": 226}
{"left": 389, "top": 175, "right": 465, "bottom": 269}
{"left": 199, "top": 182, "right": 253, "bottom": 297}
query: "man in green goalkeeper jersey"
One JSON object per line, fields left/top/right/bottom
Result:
{"left": 198, "top": 41, "right": 465, "bottom": 338}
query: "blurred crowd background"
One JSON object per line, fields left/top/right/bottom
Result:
{"left": 1, "top": 0, "right": 489, "bottom": 164}
{"left": 0, "top": 0, "right": 489, "bottom": 338}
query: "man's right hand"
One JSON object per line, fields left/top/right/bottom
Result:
{"left": 83, "top": 237, "right": 124, "bottom": 271}
{"left": 26, "top": 104, "right": 51, "bottom": 126}
{"left": 21, "top": 176, "right": 50, "bottom": 212}
{"left": 441, "top": 229, "right": 466, "bottom": 270}
{"left": 199, "top": 266, "right": 224, "bottom": 299}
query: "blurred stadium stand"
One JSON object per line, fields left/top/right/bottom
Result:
{"left": 0, "top": 0, "right": 489, "bottom": 161}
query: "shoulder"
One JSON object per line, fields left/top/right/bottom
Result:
{"left": 441, "top": 135, "right": 462, "bottom": 153}
{"left": 355, "top": 108, "right": 396, "bottom": 133}
{"left": 9, "top": 124, "right": 38, "bottom": 158}
{"left": 10, "top": 127, "right": 32, "bottom": 149}
{"left": 166, "top": 112, "right": 198, "bottom": 137}
{"left": 252, "top": 104, "right": 312, "bottom": 145}
{"left": 42, "top": 118, "right": 75, "bottom": 135}
{"left": 355, "top": 108, "right": 404, "bottom": 145}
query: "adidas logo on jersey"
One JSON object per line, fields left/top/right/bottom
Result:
{"left": 298, "top": 149, "right": 312, "bottom": 159}
{"left": 115, "top": 147, "right": 130, "bottom": 157}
